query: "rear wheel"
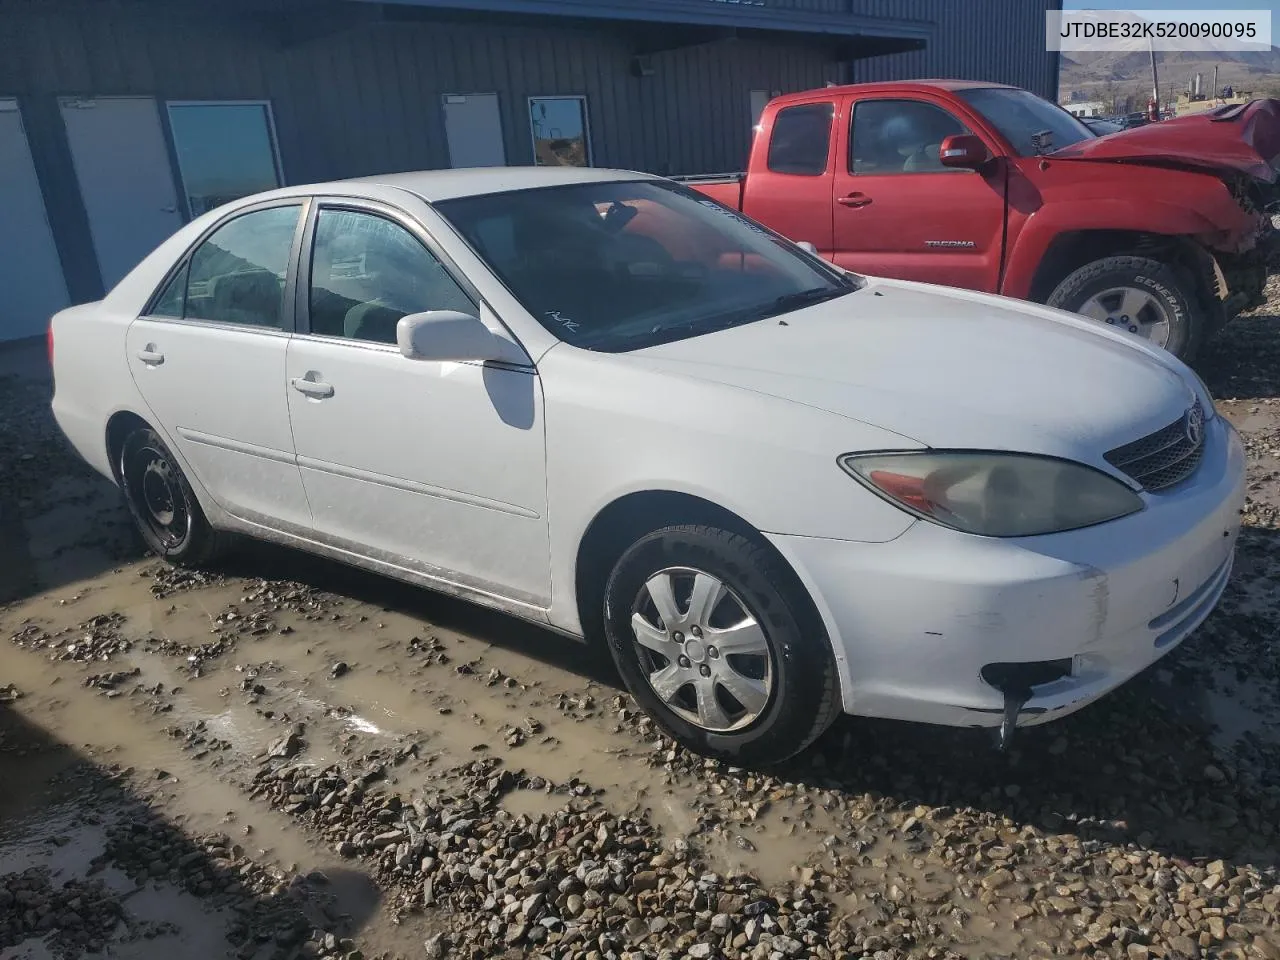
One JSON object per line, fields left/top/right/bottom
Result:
{"left": 1046, "top": 255, "right": 1203, "bottom": 360}
{"left": 602, "top": 524, "right": 839, "bottom": 766}
{"left": 118, "top": 425, "right": 226, "bottom": 566}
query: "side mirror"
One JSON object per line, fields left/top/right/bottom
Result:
{"left": 396, "top": 310, "right": 506, "bottom": 362}
{"left": 938, "top": 134, "right": 990, "bottom": 170}
{"left": 795, "top": 241, "right": 818, "bottom": 255}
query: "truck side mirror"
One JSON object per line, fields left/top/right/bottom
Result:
{"left": 938, "top": 134, "right": 990, "bottom": 170}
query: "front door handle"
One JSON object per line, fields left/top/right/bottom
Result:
{"left": 291, "top": 376, "right": 334, "bottom": 399}
{"left": 136, "top": 346, "right": 165, "bottom": 365}
{"left": 837, "top": 192, "right": 873, "bottom": 208}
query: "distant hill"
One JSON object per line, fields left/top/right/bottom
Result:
{"left": 1057, "top": 9, "right": 1280, "bottom": 106}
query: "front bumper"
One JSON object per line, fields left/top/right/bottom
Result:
{"left": 767, "top": 415, "right": 1246, "bottom": 731}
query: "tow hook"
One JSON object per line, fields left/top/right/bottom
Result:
{"left": 998, "top": 688, "right": 1031, "bottom": 752}
{"left": 980, "top": 659, "right": 1073, "bottom": 753}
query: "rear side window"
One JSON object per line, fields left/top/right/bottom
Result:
{"left": 183, "top": 204, "right": 301, "bottom": 328}
{"left": 766, "top": 102, "right": 834, "bottom": 176}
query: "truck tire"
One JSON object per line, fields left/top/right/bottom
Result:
{"left": 1046, "top": 256, "right": 1203, "bottom": 361}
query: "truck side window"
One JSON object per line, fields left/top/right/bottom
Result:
{"left": 766, "top": 102, "right": 834, "bottom": 176}
{"left": 850, "top": 100, "right": 970, "bottom": 175}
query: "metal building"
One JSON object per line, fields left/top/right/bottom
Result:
{"left": 0, "top": 0, "right": 1061, "bottom": 342}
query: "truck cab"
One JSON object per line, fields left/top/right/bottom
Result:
{"left": 684, "top": 80, "right": 1279, "bottom": 361}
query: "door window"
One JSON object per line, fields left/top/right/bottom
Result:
{"left": 167, "top": 102, "right": 282, "bottom": 217}
{"left": 766, "top": 102, "right": 834, "bottom": 176}
{"left": 529, "top": 97, "right": 591, "bottom": 167}
{"left": 308, "top": 208, "right": 473, "bottom": 344}
{"left": 178, "top": 204, "right": 301, "bottom": 328}
{"left": 850, "top": 100, "right": 970, "bottom": 174}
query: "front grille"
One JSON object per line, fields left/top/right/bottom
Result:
{"left": 1104, "top": 402, "right": 1205, "bottom": 492}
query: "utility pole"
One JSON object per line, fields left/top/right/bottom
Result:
{"left": 1213, "top": 63, "right": 1220, "bottom": 99}
{"left": 1148, "top": 37, "right": 1160, "bottom": 119}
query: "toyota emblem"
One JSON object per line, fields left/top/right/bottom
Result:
{"left": 1185, "top": 406, "right": 1204, "bottom": 446}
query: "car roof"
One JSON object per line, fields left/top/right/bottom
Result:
{"left": 349, "top": 166, "right": 655, "bottom": 202}
{"left": 770, "top": 78, "right": 1019, "bottom": 106}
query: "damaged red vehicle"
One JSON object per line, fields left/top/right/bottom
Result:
{"left": 682, "top": 81, "right": 1280, "bottom": 361}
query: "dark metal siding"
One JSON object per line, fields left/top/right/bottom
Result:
{"left": 0, "top": 0, "right": 1059, "bottom": 301}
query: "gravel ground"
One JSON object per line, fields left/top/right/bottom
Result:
{"left": 3, "top": 290, "right": 1280, "bottom": 960}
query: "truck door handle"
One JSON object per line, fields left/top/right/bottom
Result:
{"left": 838, "top": 192, "right": 873, "bottom": 208}
{"left": 291, "top": 376, "right": 334, "bottom": 399}
{"left": 136, "top": 346, "right": 165, "bottom": 366}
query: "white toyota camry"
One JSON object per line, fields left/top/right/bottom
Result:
{"left": 50, "top": 167, "right": 1244, "bottom": 764}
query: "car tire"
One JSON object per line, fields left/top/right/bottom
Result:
{"left": 602, "top": 524, "right": 839, "bottom": 766}
{"left": 1046, "top": 255, "right": 1203, "bottom": 361}
{"left": 118, "top": 425, "right": 227, "bottom": 566}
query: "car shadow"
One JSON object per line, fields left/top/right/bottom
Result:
{"left": 0, "top": 697, "right": 383, "bottom": 957}
{"left": 1197, "top": 306, "right": 1280, "bottom": 401}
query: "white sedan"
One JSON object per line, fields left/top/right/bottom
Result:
{"left": 50, "top": 167, "right": 1244, "bottom": 764}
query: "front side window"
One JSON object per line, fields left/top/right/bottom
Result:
{"left": 436, "top": 180, "right": 859, "bottom": 353}
{"left": 955, "top": 87, "right": 1092, "bottom": 156}
{"left": 167, "top": 102, "right": 282, "bottom": 217}
{"left": 766, "top": 102, "right": 834, "bottom": 176}
{"left": 850, "top": 99, "right": 971, "bottom": 174}
{"left": 308, "top": 208, "right": 473, "bottom": 344}
{"left": 183, "top": 204, "right": 301, "bottom": 328}
{"left": 529, "top": 97, "right": 591, "bottom": 167}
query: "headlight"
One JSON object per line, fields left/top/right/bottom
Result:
{"left": 839, "top": 451, "right": 1144, "bottom": 537}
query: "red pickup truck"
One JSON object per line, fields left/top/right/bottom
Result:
{"left": 683, "top": 80, "right": 1280, "bottom": 361}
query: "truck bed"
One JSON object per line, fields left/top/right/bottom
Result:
{"left": 674, "top": 173, "right": 745, "bottom": 210}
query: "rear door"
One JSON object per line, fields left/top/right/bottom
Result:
{"left": 742, "top": 98, "right": 838, "bottom": 255}
{"left": 831, "top": 96, "right": 1006, "bottom": 290}
{"left": 125, "top": 200, "right": 314, "bottom": 531}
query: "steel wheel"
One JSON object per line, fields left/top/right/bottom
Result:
{"left": 121, "top": 436, "right": 192, "bottom": 551}
{"left": 1075, "top": 285, "right": 1172, "bottom": 348}
{"left": 629, "top": 566, "right": 774, "bottom": 733}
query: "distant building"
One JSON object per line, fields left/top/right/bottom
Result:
{"left": 1064, "top": 100, "right": 1107, "bottom": 118}
{"left": 0, "top": 0, "right": 1062, "bottom": 341}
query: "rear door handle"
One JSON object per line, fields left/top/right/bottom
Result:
{"left": 291, "top": 377, "right": 334, "bottom": 399}
{"left": 136, "top": 346, "right": 165, "bottom": 365}
{"left": 837, "top": 193, "right": 873, "bottom": 208}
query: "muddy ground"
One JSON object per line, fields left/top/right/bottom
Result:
{"left": 3, "top": 295, "right": 1280, "bottom": 960}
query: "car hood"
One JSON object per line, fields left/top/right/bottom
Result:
{"left": 1051, "top": 98, "right": 1280, "bottom": 182}
{"left": 626, "top": 278, "right": 1198, "bottom": 466}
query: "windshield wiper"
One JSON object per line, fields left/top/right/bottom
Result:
{"left": 768, "top": 285, "right": 853, "bottom": 316}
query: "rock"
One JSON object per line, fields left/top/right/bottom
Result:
{"left": 330, "top": 661, "right": 349, "bottom": 679}
{"left": 1169, "top": 935, "right": 1200, "bottom": 958}
{"left": 1127, "top": 946, "right": 1150, "bottom": 960}
{"left": 1203, "top": 764, "right": 1226, "bottom": 783}
{"left": 687, "top": 945, "right": 714, "bottom": 959}
{"left": 710, "top": 914, "right": 731, "bottom": 935}
{"left": 267, "top": 732, "right": 304, "bottom": 759}
{"left": 424, "top": 933, "right": 448, "bottom": 958}
{"left": 772, "top": 936, "right": 804, "bottom": 956}
{"left": 631, "top": 871, "right": 660, "bottom": 893}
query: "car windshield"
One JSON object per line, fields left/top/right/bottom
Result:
{"left": 434, "top": 180, "right": 859, "bottom": 352}
{"left": 956, "top": 87, "right": 1094, "bottom": 156}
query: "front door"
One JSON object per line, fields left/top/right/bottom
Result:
{"left": 60, "top": 97, "right": 185, "bottom": 292}
{"left": 0, "top": 99, "right": 67, "bottom": 341}
{"left": 285, "top": 203, "right": 551, "bottom": 608}
{"left": 443, "top": 94, "right": 506, "bottom": 168}
{"left": 125, "top": 201, "right": 313, "bottom": 531}
{"left": 831, "top": 96, "right": 1006, "bottom": 291}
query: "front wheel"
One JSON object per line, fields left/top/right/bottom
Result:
{"left": 118, "top": 425, "right": 226, "bottom": 566}
{"left": 1046, "top": 255, "right": 1204, "bottom": 361}
{"left": 602, "top": 524, "right": 840, "bottom": 766}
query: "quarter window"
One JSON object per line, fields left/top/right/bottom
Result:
{"left": 850, "top": 100, "right": 970, "bottom": 174}
{"left": 308, "top": 208, "right": 473, "bottom": 345}
{"left": 183, "top": 204, "right": 301, "bottom": 328}
{"left": 766, "top": 102, "right": 834, "bottom": 176}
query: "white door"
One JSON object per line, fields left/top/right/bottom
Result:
{"left": 285, "top": 204, "right": 550, "bottom": 607}
{"left": 60, "top": 97, "right": 184, "bottom": 292}
{"left": 443, "top": 94, "right": 506, "bottom": 168}
{"left": 0, "top": 99, "right": 68, "bottom": 341}
{"left": 125, "top": 201, "right": 313, "bottom": 531}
